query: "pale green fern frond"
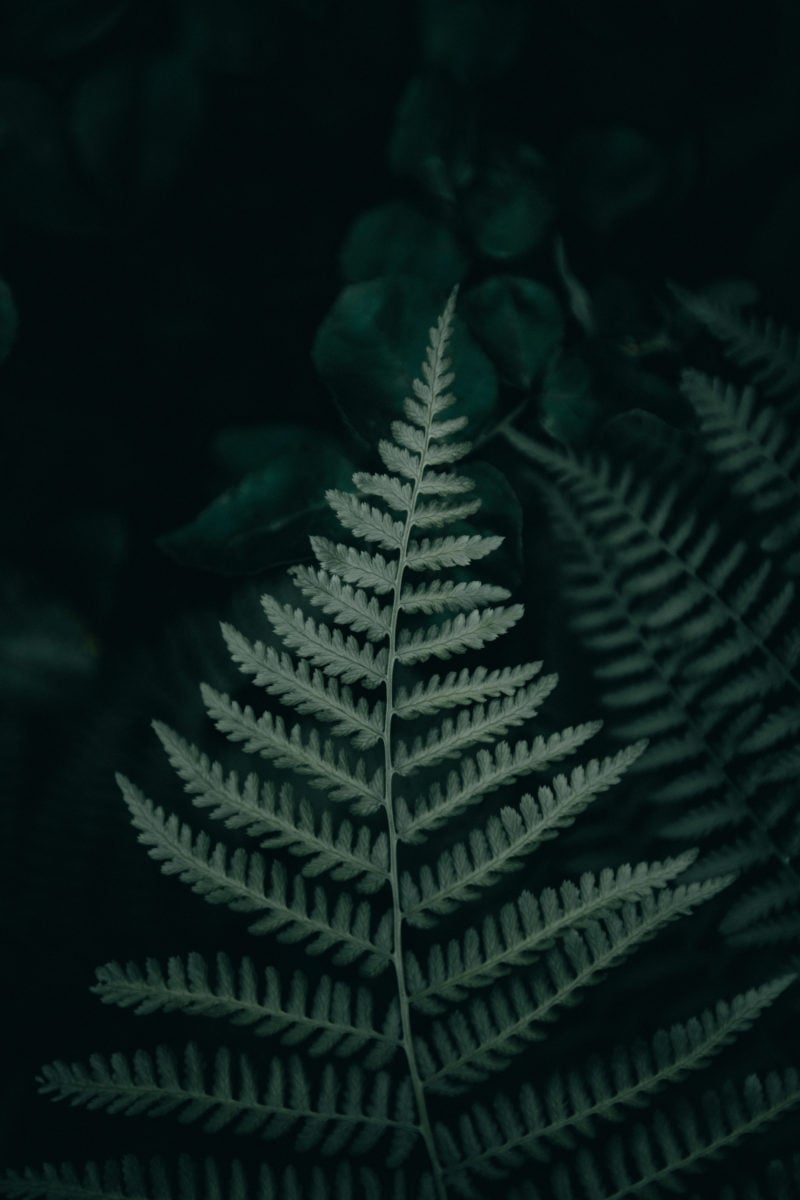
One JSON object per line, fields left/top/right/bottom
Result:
{"left": 416, "top": 879, "right": 736, "bottom": 1091}
{"left": 0, "top": 1157, "right": 437, "bottom": 1200}
{"left": 435, "top": 974, "right": 794, "bottom": 1171}
{"left": 5, "top": 288, "right": 795, "bottom": 1200}
{"left": 37, "top": 1046, "right": 418, "bottom": 1162}
{"left": 93, "top": 954, "right": 400, "bottom": 1066}
{"left": 152, "top": 723, "right": 389, "bottom": 891}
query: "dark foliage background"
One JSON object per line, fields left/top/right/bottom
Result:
{"left": 2, "top": 0, "right": 799, "bottom": 1179}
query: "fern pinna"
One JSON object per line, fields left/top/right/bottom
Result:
{"left": 3, "top": 290, "right": 800, "bottom": 1200}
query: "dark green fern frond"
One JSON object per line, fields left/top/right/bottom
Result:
{"left": 5, "top": 289, "right": 796, "bottom": 1200}
{"left": 0, "top": 1157, "right": 435, "bottom": 1200}
{"left": 506, "top": 425, "right": 800, "bottom": 918}
{"left": 680, "top": 369, "right": 800, "bottom": 574}
{"left": 670, "top": 282, "right": 800, "bottom": 400}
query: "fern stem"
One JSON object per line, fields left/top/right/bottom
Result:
{"left": 380, "top": 305, "right": 457, "bottom": 1200}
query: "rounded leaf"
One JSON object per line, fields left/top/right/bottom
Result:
{"left": 159, "top": 426, "right": 355, "bottom": 574}
{"left": 340, "top": 202, "right": 468, "bottom": 289}
{"left": 463, "top": 276, "right": 563, "bottom": 390}
{"left": 464, "top": 145, "right": 554, "bottom": 259}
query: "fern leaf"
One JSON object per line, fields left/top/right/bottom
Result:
{"left": 352, "top": 470, "right": 413, "bottom": 511}
{"left": 116, "top": 778, "right": 391, "bottom": 972}
{"left": 325, "top": 491, "right": 405, "bottom": 551}
{"left": 417, "top": 876, "right": 735, "bottom": 1067}
{"left": 38, "top": 1047, "right": 418, "bottom": 1162}
{"left": 398, "top": 723, "right": 602, "bottom": 843}
{"left": 437, "top": 975, "right": 795, "bottom": 1174}
{"left": 200, "top": 685, "right": 384, "bottom": 813}
{"left": 92, "top": 956, "right": 401, "bottom": 1068}
{"left": 394, "top": 676, "right": 559, "bottom": 777}
{"left": 399, "top": 578, "right": 511, "bottom": 614}
{"left": 218, "top": 624, "right": 385, "bottom": 747}
{"left": 401, "top": 743, "right": 647, "bottom": 927}
{"left": 670, "top": 281, "right": 800, "bottom": 398}
{"left": 152, "top": 724, "right": 388, "bottom": 892}
{"left": 538, "top": 1069, "right": 800, "bottom": 1200}
{"left": 287, "top": 567, "right": 392, "bottom": 641}
{"left": 394, "top": 663, "right": 543, "bottom": 719}
{"left": 259, "top": 596, "right": 388, "bottom": 688}
{"left": 11, "top": 288, "right": 795, "bottom": 1200}
{"left": 0, "top": 1157, "right": 437, "bottom": 1200}
{"left": 405, "top": 534, "right": 503, "bottom": 571}
{"left": 408, "top": 853, "right": 699, "bottom": 1008}
{"left": 395, "top": 605, "right": 523, "bottom": 665}
{"left": 308, "top": 536, "right": 398, "bottom": 594}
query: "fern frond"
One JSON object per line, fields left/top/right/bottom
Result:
{"left": 92, "top": 956, "right": 401, "bottom": 1068}
{"left": 401, "top": 743, "right": 647, "bottom": 927}
{"left": 681, "top": 369, "right": 800, "bottom": 566}
{"left": 436, "top": 975, "right": 795, "bottom": 1176}
{"left": 398, "top": 722, "right": 602, "bottom": 843}
{"left": 116, "top": 779, "right": 391, "bottom": 972}
{"left": 670, "top": 281, "right": 800, "bottom": 398}
{"left": 0, "top": 1157, "right": 436, "bottom": 1200}
{"left": 405, "top": 534, "right": 504, "bottom": 571}
{"left": 394, "top": 663, "right": 544, "bottom": 719}
{"left": 325, "top": 491, "right": 406, "bottom": 551}
{"left": 511, "top": 435, "right": 800, "bottom": 892}
{"left": 153, "top": 724, "right": 388, "bottom": 892}
{"left": 308, "top": 536, "right": 398, "bottom": 593}
{"left": 398, "top": 579, "right": 511, "bottom": 614}
{"left": 213, "top": 629, "right": 385, "bottom": 748}
{"left": 395, "top": 605, "right": 524, "bottom": 665}
{"left": 199, "top": 685, "right": 384, "bottom": 813}
{"left": 259, "top": 597, "right": 388, "bottom": 688}
{"left": 407, "top": 853, "right": 698, "bottom": 1008}
{"left": 11, "top": 288, "right": 795, "bottom": 1200}
{"left": 38, "top": 1047, "right": 419, "bottom": 1163}
{"left": 394, "top": 676, "right": 559, "bottom": 776}
{"left": 533, "top": 1069, "right": 800, "bottom": 1200}
{"left": 417, "top": 876, "right": 735, "bottom": 1072}
{"left": 719, "top": 870, "right": 800, "bottom": 938}
{"left": 287, "top": 567, "right": 392, "bottom": 641}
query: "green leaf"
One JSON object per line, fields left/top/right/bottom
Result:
{"left": 538, "top": 351, "right": 599, "bottom": 446}
{"left": 560, "top": 124, "right": 663, "bottom": 234}
{"left": 464, "top": 276, "right": 563, "bottom": 390}
{"left": 159, "top": 428, "right": 355, "bottom": 574}
{"left": 464, "top": 146, "right": 554, "bottom": 260}
{"left": 341, "top": 202, "right": 468, "bottom": 289}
